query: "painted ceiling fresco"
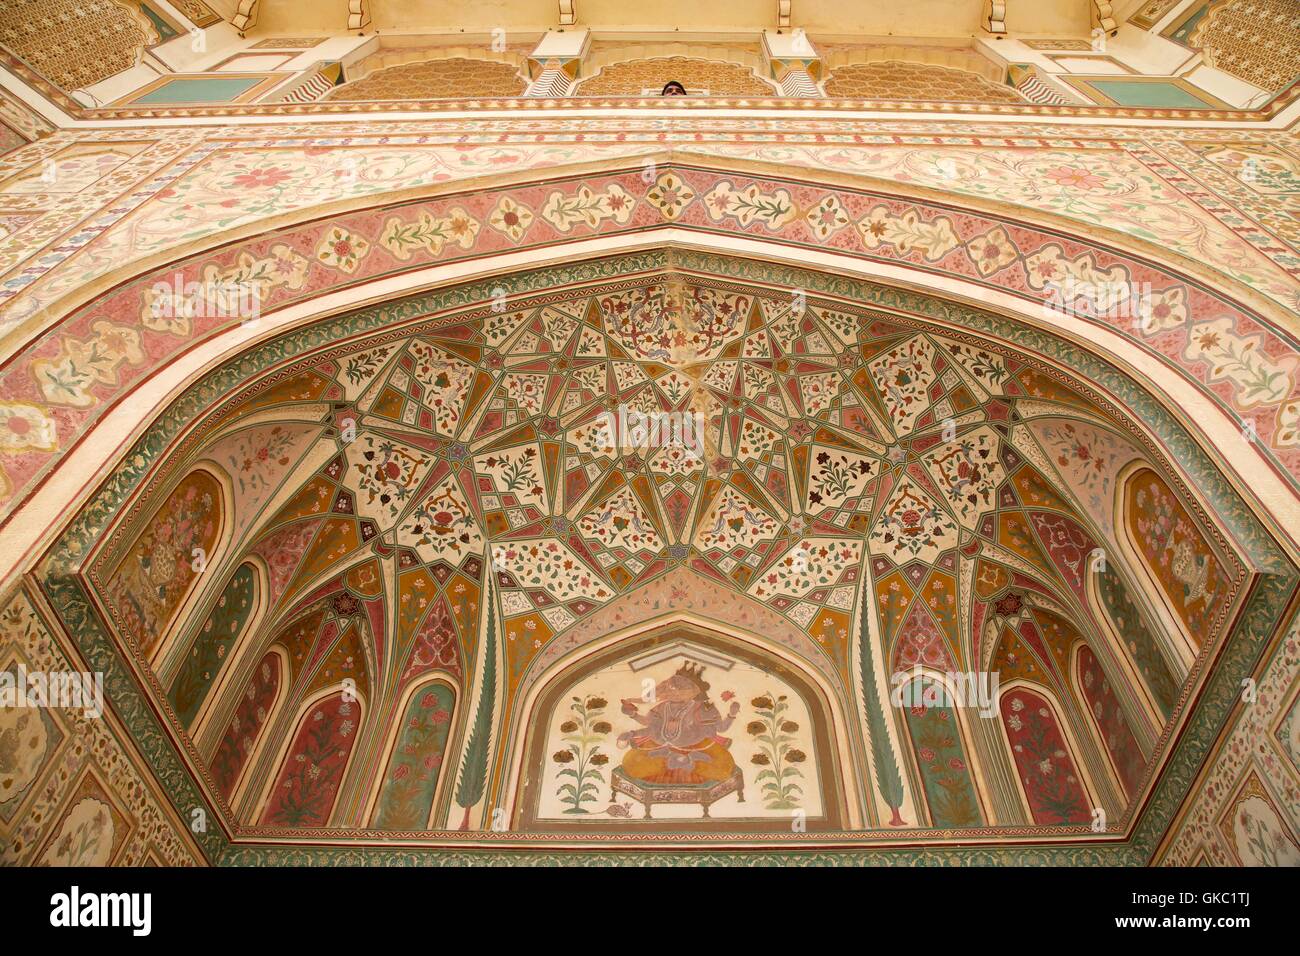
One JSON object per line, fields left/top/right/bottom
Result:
{"left": 0, "top": 2, "right": 1297, "bottom": 869}
{"left": 27, "top": 252, "right": 1293, "bottom": 863}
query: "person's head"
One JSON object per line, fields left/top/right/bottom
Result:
{"left": 661, "top": 81, "right": 687, "bottom": 96}
{"left": 656, "top": 662, "right": 709, "bottom": 702}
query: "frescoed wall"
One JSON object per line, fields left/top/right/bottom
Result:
{"left": 1075, "top": 645, "right": 1145, "bottom": 800}
{"left": 901, "top": 678, "right": 986, "bottom": 828}
{"left": 169, "top": 561, "right": 258, "bottom": 729}
{"left": 1001, "top": 686, "right": 1092, "bottom": 825}
{"left": 102, "top": 469, "right": 223, "bottom": 657}
{"left": 1157, "top": 613, "right": 1300, "bottom": 866}
{"left": 526, "top": 642, "right": 829, "bottom": 825}
{"left": 209, "top": 650, "right": 282, "bottom": 801}
{"left": 5, "top": 243, "right": 1285, "bottom": 866}
{"left": 1123, "top": 467, "right": 1231, "bottom": 648}
{"left": 0, "top": 0, "right": 1297, "bottom": 862}
{"left": 371, "top": 681, "right": 456, "bottom": 830}
{"left": 259, "top": 691, "right": 362, "bottom": 828}
{"left": 0, "top": 587, "right": 201, "bottom": 865}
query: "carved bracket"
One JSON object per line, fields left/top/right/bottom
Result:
{"left": 230, "top": 0, "right": 259, "bottom": 37}
{"left": 984, "top": 1, "right": 1008, "bottom": 35}
{"left": 1092, "top": 0, "right": 1119, "bottom": 37}
{"left": 347, "top": 0, "right": 371, "bottom": 33}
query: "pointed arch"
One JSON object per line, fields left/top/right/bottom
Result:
{"left": 208, "top": 646, "right": 288, "bottom": 806}
{"left": 256, "top": 686, "right": 366, "bottom": 828}
{"left": 12, "top": 151, "right": 1299, "bottom": 597}
{"left": 223, "top": 594, "right": 373, "bottom": 821}
{"left": 998, "top": 682, "right": 1096, "bottom": 826}
{"left": 896, "top": 672, "right": 988, "bottom": 828}
{"left": 508, "top": 616, "right": 855, "bottom": 831}
{"left": 366, "top": 676, "right": 459, "bottom": 831}
{"left": 22, "top": 208, "right": 1300, "bottom": 853}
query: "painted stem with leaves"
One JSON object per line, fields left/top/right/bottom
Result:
{"left": 455, "top": 551, "right": 499, "bottom": 829}
{"left": 858, "top": 574, "right": 907, "bottom": 826}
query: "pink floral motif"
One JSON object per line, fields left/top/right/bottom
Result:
{"left": 1042, "top": 166, "right": 1105, "bottom": 190}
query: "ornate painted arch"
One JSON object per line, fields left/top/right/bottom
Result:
{"left": 3, "top": 153, "right": 1299, "bottom": 597}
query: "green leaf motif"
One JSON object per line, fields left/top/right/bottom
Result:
{"left": 454, "top": 567, "right": 498, "bottom": 821}
{"left": 858, "top": 576, "right": 905, "bottom": 817}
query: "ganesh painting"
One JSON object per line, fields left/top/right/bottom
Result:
{"left": 530, "top": 640, "right": 828, "bottom": 823}
{"left": 617, "top": 662, "right": 740, "bottom": 787}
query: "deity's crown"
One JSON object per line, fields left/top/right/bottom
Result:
{"left": 675, "top": 661, "right": 708, "bottom": 692}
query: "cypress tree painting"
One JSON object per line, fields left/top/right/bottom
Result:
{"left": 858, "top": 575, "right": 906, "bottom": 826}
{"left": 455, "top": 557, "right": 499, "bottom": 830}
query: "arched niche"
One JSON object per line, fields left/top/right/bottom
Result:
{"left": 1072, "top": 643, "right": 1145, "bottom": 802}
{"left": 27, "top": 233, "right": 1298, "bottom": 853}
{"left": 208, "top": 645, "right": 288, "bottom": 807}
{"left": 895, "top": 671, "right": 992, "bottom": 829}
{"left": 229, "top": 599, "right": 374, "bottom": 824}
{"left": 1115, "top": 463, "right": 1242, "bottom": 662}
{"left": 199, "top": 601, "right": 332, "bottom": 762}
{"left": 513, "top": 621, "right": 850, "bottom": 832}
{"left": 364, "top": 675, "right": 460, "bottom": 831}
{"left": 998, "top": 681, "right": 1100, "bottom": 827}
{"left": 252, "top": 685, "right": 366, "bottom": 829}
{"left": 97, "top": 464, "right": 229, "bottom": 663}
{"left": 165, "top": 557, "right": 269, "bottom": 734}
{"left": 1086, "top": 561, "right": 1182, "bottom": 729}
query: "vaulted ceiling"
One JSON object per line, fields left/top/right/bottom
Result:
{"left": 2, "top": 0, "right": 1298, "bottom": 869}
{"left": 43, "top": 252, "right": 1280, "bottom": 858}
